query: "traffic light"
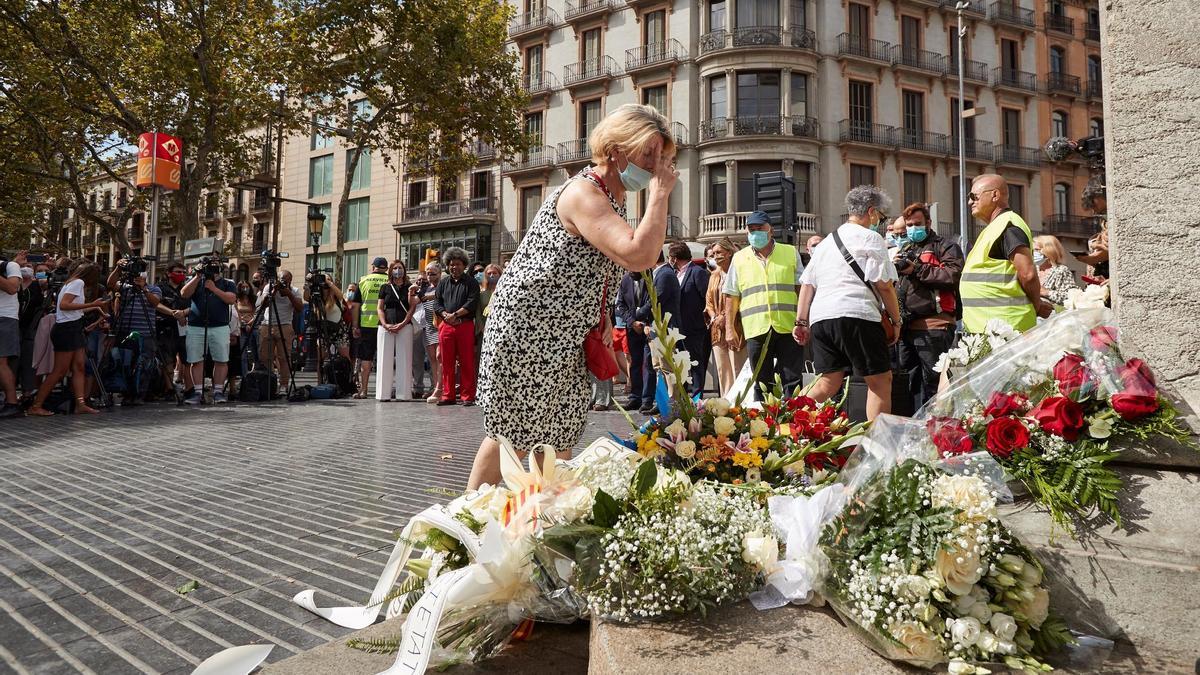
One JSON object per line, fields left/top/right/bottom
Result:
{"left": 753, "top": 171, "right": 796, "bottom": 242}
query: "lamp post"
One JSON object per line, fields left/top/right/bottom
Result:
{"left": 308, "top": 206, "right": 326, "bottom": 259}
{"left": 304, "top": 206, "right": 326, "bottom": 375}
{"left": 956, "top": 1, "right": 970, "bottom": 247}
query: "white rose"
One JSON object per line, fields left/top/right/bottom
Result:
{"left": 977, "top": 630, "right": 1000, "bottom": 655}
{"left": 1017, "top": 587, "right": 1050, "bottom": 628}
{"left": 888, "top": 621, "right": 943, "bottom": 665}
{"left": 453, "top": 485, "right": 513, "bottom": 523}
{"left": 664, "top": 418, "right": 687, "bottom": 439}
{"left": 549, "top": 484, "right": 594, "bottom": 522}
{"left": 705, "top": 397, "right": 732, "bottom": 416}
{"left": 967, "top": 601, "right": 993, "bottom": 624}
{"left": 935, "top": 542, "right": 984, "bottom": 596}
{"left": 989, "top": 612, "right": 1018, "bottom": 641}
{"left": 996, "top": 639, "right": 1017, "bottom": 655}
{"left": 740, "top": 531, "right": 779, "bottom": 572}
{"left": 932, "top": 475, "right": 997, "bottom": 524}
{"left": 749, "top": 419, "right": 769, "bottom": 438}
{"left": 713, "top": 415, "right": 737, "bottom": 437}
{"left": 950, "top": 617, "right": 982, "bottom": 648}
{"left": 903, "top": 575, "right": 932, "bottom": 601}
{"left": 654, "top": 468, "right": 692, "bottom": 493}
{"left": 951, "top": 592, "right": 976, "bottom": 616}
{"left": 674, "top": 440, "right": 697, "bottom": 459}
{"left": 948, "top": 659, "right": 982, "bottom": 675}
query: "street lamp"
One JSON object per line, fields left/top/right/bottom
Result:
{"left": 308, "top": 206, "right": 326, "bottom": 254}
{"left": 304, "top": 205, "right": 327, "bottom": 377}
{"left": 955, "top": 1, "right": 970, "bottom": 247}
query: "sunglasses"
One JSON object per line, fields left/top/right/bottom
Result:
{"left": 967, "top": 188, "right": 998, "bottom": 202}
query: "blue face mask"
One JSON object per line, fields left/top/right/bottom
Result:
{"left": 906, "top": 226, "right": 928, "bottom": 243}
{"left": 35, "top": 272, "right": 47, "bottom": 280}
{"left": 886, "top": 233, "right": 908, "bottom": 248}
{"left": 1033, "top": 251, "right": 1046, "bottom": 266}
{"left": 747, "top": 230, "right": 770, "bottom": 250}
{"left": 474, "top": 271, "right": 484, "bottom": 283}
{"left": 618, "top": 156, "right": 653, "bottom": 192}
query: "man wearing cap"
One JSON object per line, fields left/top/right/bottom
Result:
{"left": 722, "top": 210, "right": 805, "bottom": 398}
{"left": 352, "top": 257, "right": 391, "bottom": 398}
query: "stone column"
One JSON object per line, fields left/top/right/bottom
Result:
{"left": 781, "top": 67, "right": 792, "bottom": 129}
{"left": 725, "top": 159, "right": 737, "bottom": 216}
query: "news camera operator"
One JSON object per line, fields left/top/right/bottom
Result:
{"left": 180, "top": 258, "right": 236, "bottom": 404}
{"left": 302, "top": 270, "right": 351, "bottom": 360}
{"left": 104, "top": 257, "right": 164, "bottom": 405}
{"left": 156, "top": 262, "right": 193, "bottom": 400}
{"left": 255, "top": 268, "right": 302, "bottom": 393}
{"left": 890, "top": 204, "right": 964, "bottom": 410}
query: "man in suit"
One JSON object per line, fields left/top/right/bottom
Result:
{"left": 668, "top": 240, "right": 710, "bottom": 396}
{"left": 633, "top": 250, "right": 680, "bottom": 414}
{"left": 616, "top": 270, "right": 648, "bottom": 411}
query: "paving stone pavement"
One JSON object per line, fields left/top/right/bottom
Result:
{"left": 0, "top": 394, "right": 636, "bottom": 674}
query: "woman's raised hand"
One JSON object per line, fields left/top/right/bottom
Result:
{"left": 651, "top": 146, "right": 678, "bottom": 197}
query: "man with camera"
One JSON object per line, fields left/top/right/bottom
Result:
{"left": 255, "top": 268, "right": 302, "bottom": 394}
{"left": 890, "top": 204, "right": 964, "bottom": 410}
{"left": 156, "top": 262, "right": 193, "bottom": 400}
{"left": 180, "top": 259, "right": 236, "bottom": 404}
{"left": 105, "top": 257, "right": 164, "bottom": 405}
{"left": 0, "top": 251, "right": 26, "bottom": 417}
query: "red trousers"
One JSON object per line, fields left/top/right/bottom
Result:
{"left": 438, "top": 319, "right": 476, "bottom": 402}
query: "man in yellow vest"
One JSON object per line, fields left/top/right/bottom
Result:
{"left": 961, "top": 174, "right": 1052, "bottom": 333}
{"left": 723, "top": 210, "right": 805, "bottom": 397}
{"left": 351, "top": 257, "right": 390, "bottom": 398}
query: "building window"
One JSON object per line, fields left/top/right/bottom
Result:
{"left": 345, "top": 198, "right": 369, "bottom": 242}
{"left": 848, "top": 2, "right": 870, "bottom": 40}
{"left": 440, "top": 176, "right": 457, "bottom": 205}
{"left": 471, "top": 172, "right": 491, "bottom": 201}
{"left": 736, "top": 71, "right": 781, "bottom": 118}
{"left": 1001, "top": 39, "right": 1019, "bottom": 72}
{"left": 1052, "top": 110, "right": 1068, "bottom": 138}
{"left": 901, "top": 16, "right": 921, "bottom": 51}
{"left": 1087, "top": 55, "right": 1102, "bottom": 82}
{"left": 792, "top": 161, "right": 811, "bottom": 213}
{"left": 903, "top": 172, "right": 927, "bottom": 206}
{"left": 790, "top": 73, "right": 808, "bottom": 118}
{"left": 344, "top": 250, "right": 368, "bottom": 286}
{"left": 525, "top": 45, "right": 543, "bottom": 82}
{"left": 579, "top": 99, "right": 603, "bottom": 141}
{"left": 1090, "top": 117, "right": 1104, "bottom": 137}
{"left": 850, "top": 163, "right": 875, "bottom": 188}
{"left": 1002, "top": 108, "right": 1021, "bottom": 146}
{"left": 315, "top": 203, "right": 332, "bottom": 245}
{"left": 902, "top": 91, "right": 924, "bottom": 135}
{"left": 311, "top": 114, "right": 334, "bottom": 150}
{"left": 951, "top": 98, "right": 975, "bottom": 140}
{"left": 408, "top": 181, "right": 427, "bottom": 208}
{"left": 520, "top": 186, "right": 542, "bottom": 235}
{"left": 789, "top": 0, "right": 806, "bottom": 30}
{"left": 643, "top": 85, "right": 668, "bottom": 114}
{"left": 1054, "top": 183, "right": 1071, "bottom": 215}
{"left": 581, "top": 28, "right": 602, "bottom": 63}
{"left": 1050, "top": 47, "right": 1065, "bottom": 74}
{"left": 525, "top": 112, "right": 544, "bottom": 144}
{"left": 1008, "top": 184, "right": 1025, "bottom": 216}
{"left": 736, "top": 0, "right": 779, "bottom": 28}
{"left": 1049, "top": 0, "right": 1065, "bottom": 16}
{"left": 709, "top": 0, "right": 726, "bottom": 32}
{"left": 708, "top": 164, "right": 727, "bottom": 214}
{"left": 308, "top": 154, "right": 334, "bottom": 198}
{"left": 347, "top": 149, "right": 371, "bottom": 191}
{"left": 708, "top": 75, "right": 727, "bottom": 119}
{"left": 848, "top": 80, "right": 873, "bottom": 127}
{"left": 644, "top": 9, "right": 665, "bottom": 45}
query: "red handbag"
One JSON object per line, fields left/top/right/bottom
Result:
{"left": 584, "top": 280, "right": 618, "bottom": 380}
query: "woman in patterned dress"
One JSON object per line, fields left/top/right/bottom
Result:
{"left": 466, "top": 104, "right": 679, "bottom": 489}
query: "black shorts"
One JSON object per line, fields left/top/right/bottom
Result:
{"left": 810, "top": 317, "right": 891, "bottom": 377}
{"left": 356, "top": 327, "right": 377, "bottom": 361}
{"left": 50, "top": 318, "right": 86, "bottom": 353}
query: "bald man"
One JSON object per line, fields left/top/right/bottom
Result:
{"left": 959, "top": 174, "right": 1052, "bottom": 334}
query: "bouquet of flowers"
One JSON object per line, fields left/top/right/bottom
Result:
{"left": 920, "top": 309, "right": 1194, "bottom": 530}
{"left": 819, "top": 418, "right": 1075, "bottom": 673}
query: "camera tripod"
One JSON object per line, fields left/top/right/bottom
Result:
{"left": 247, "top": 270, "right": 298, "bottom": 400}
{"left": 109, "top": 274, "right": 169, "bottom": 405}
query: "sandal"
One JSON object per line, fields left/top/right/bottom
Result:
{"left": 352, "top": 392, "right": 368, "bottom": 399}
{"left": 26, "top": 406, "right": 53, "bottom": 417}
{"left": 75, "top": 398, "right": 100, "bottom": 414}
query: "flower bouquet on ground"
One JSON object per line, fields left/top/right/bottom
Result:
{"left": 920, "top": 308, "right": 1194, "bottom": 530}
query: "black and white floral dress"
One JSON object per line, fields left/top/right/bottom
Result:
{"left": 479, "top": 170, "right": 624, "bottom": 452}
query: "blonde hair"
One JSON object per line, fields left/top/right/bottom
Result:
{"left": 589, "top": 103, "right": 675, "bottom": 165}
{"left": 713, "top": 237, "right": 739, "bottom": 254}
{"left": 1034, "top": 235, "right": 1066, "bottom": 265}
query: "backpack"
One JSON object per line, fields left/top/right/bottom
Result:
{"left": 240, "top": 370, "right": 278, "bottom": 402}
{"left": 321, "top": 354, "right": 354, "bottom": 397}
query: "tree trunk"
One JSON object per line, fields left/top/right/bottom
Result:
{"left": 335, "top": 143, "right": 367, "bottom": 285}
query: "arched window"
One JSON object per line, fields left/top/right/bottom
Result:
{"left": 1050, "top": 47, "right": 1065, "bottom": 74}
{"left": 1052, "top": 111, "right": 1069, "bottom": 138}
{"left": 1090, "top": 117, "right": 1104, "bottom": 137}
{"left": 1054, "top": 183, "right": 1071, "bottom": 216}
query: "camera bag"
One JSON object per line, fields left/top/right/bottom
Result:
{"left": 321, "top": 354, "right": 355, "bottom": 398}
{"left": 240, "top": 370, "right": 278, "bottom": 402}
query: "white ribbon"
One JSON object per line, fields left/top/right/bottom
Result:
{"left": 190, "top": 644, "right": 273, "bottom": 675}
{"left": 749, "top": 484, "right": 848, "bottom": 610}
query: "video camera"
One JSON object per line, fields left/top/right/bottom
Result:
{"left": 195, "top": 256, "right": 228, "bottom": 280}
{"left": 1044, "top": 135, "right": 1104, "bottom": 169}
{"left": 305, "top": 267, "right": 332, "bottom": 295}
{"left": 120, "top": 253, "right": 156, "bottom": 282}
{"left": 260, "top": 249, "right": 289, "bottom": 272}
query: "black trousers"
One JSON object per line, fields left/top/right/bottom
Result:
{"left": 683, "top": 329, "right": 711, "bottom": 396}
{"left": 626, "top": 328, "right": 649, "bottom": 406}
{"left": 897, "top": 326, "right": 956, "bottom": 412}
{"left": 745, "top": 328, "right": 803, "bottom": 399}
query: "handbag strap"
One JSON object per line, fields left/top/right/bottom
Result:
{"left": 831, "top": 229, "right": 884, "bottom": 307}
{"left": 598, "top": 278, "right": 608, "bottom": 327}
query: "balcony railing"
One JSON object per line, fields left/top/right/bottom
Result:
{"left": 989, "top": 1, "right": 1035, "bottom": 28}
{"left": 895, "top": 127, "right": 951, "bottom": 155}
{"left": 950, "top": 137, "right": 995, "bottom": 162}
{"left": 701, "top": 116, "right": 818, "bottom": 141}
{"left": 557, "top": 138, "right": 592, "bottom": 165}
{"left": 891, "top": 45, "right": 947, "bottom": 75}
{"left": 203, "top": 207, "right": 219, "bottom": 220}
{"left": 1043, "top": 214, "right": 1102, "bottom": 236}
{"left": 837, "top": 33, "right": 891, "bottom": 63}
{"left": 1084, "top": 22, "right": 1101, "bottom": 42}
{"left": 564, "top": 0, "right": 613, "bottom": 22}
{"left": 992, "top": 67, "right": 1038, "bottom": 92}
{"left": 789, "top": 27, "right": 817, "bottom": 50}
{"left": 563, "top": 56, "right": 618, "bottom": 87}
{"left": 625, "top": 39, "right": 685, "bottom": 72}
{"left": 627, "top": 214, "right": 686, "bottom": 238}
{"left": 731, "top": 25, "right": 782, "bottom": 47}
{"left": 993, "top": 144, "right": 1043, "bottom": 167}
{"left": 785, "top": 115, "right": 819, "bottom": 139}
{"left": 522, "top": 70, "right": 558, "bottom": 96}
{"left": 499, "top": 229, "right": 522, "bottom": 253}
{"left": 251, "top": 191, "right": 271, "bottom": 211}
{"left": 402, "top": 198, "right": 498, "bottom": 223}
{"left": 941, "top": 0, "right": 986, "bottom": 15}
{"left": 1043, "top": 11, "right": 1073, "bottom": 35}
{"left": 699, "top": 25, "right": 816, "bottom": 55}
{"left": 699, "top": 117, "right": 728, "bottom": 142}
{"left": 838, "top": 120, "right": 896, "bottom": 146}
{"left": 946, "top": 57, "right": 989, "bottom": 83}
{"left": 700, "top": 211, "right": 819, "bottom": 239}
{"left": 733, "top": 115, "right": 783, "bottom": 136}
{"left": 82, "top": 234, "right": 95, "bottom": 247}
{"left": 469, "top": 139, "right": 496, "bottom": 160}
{"left": 509, "top": 7, "right": 559, "bottom": 38}
{"left": 1045, "top": 72, "right": 1081, "bottom": 96}
{"left": 1086, "top": 79, "right": 1103, "bottom": 99}
{"left": 672, "top": 121, "right": 691, "bottom": 147}
{"left": 503, "top": 145, "right": 556, "bottom": 173}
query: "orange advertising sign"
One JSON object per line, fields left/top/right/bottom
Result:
{"left": 136, "top": 132, "right": 183, "bottom": 190}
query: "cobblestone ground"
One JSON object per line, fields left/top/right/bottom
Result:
{"left": 0, "top": 389, "right": 635, "bottom": 674}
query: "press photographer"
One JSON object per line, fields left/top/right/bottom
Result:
{"left": 156, "top": 262, "right": 193, "bottom": 401}
{"left": 254, "top": 252, "right": 301, "bottom": 395}
{"left": 890, "top": 204, "right": 964, "bottom": 410}
{"left": 104, "top": 255, "right": 164, "bottom": 405}
{"left": 180, "top": 257, "right": 236, "bottom": 404}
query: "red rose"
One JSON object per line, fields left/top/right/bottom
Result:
{"left": 1111, "top": 392, "right": 1160, "bottom": 421}
{"left": 1117, "top": 358, "right": 1157, "bottom": 397}
{"left": 1053, "top": 353, "right": 1095, "bottom": 397}
{"left": 1089, "top": 326, "right": 1119, "bottom": 351}
{"left": 787, "top": 396, "right": 817, "bottom": 411}
{"left": 985, "top": 392, "right": 1027, "bottom": 418}
{"left": 985, "top": 416, "right": 1030, "bottom": 458}
{"left": 927, "top": 417, "right": 973, "bottom": 456}
{"left": 1029, "top": 396, "right": 1086, "bottom": 441}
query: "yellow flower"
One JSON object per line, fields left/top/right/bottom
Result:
{"left": 637, "top": 430, "right": 661, "bottom": 455}
{"left": 731, "top": 451, "right": 763, "bottom": 469}
{"left": 640, "top": 440, "right": 664, "bottom": 459}
{"left": 749, "top": 437, "right": 771, "bottom": 453}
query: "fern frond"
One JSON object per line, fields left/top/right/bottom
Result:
{"left": 346, "top": 635, "right": 401, "bottom": 655}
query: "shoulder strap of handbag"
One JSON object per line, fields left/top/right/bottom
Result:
{"left": 598, "top": 278, "right": 608, "bottom": 327}
{"left": 831, "top": 229, "right": 884, "bottom": 307}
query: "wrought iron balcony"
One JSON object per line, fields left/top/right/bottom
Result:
{"left": 469, "top": 139, "right": 496, "bottom": 160}
{"left": 522, "top": 71, "right": 558, "bottom": 97}
{"left": 700, "top": 26, "right": 816, "bottom": 55}
{"left": 1084, "top": 22, "right": 1101, "bottom": 42}
{"left": 564, "top": 0, "right": 614, "bottom": 23}
{"left": 203, "top": 207, "right": 219, "bottom": 220}
{"left": 945, "top": 57, "right": 989, "bottom": 83}
{"left": 699, "top": 117, "right": 728, "bottom": 142}
{"left": 950, "top": 137, "right": 995, "bottom": 163}
{"left": 502, "top": 145, "right": 556, "bottom": 174}
{"left": 1043, "top": 11, "right": 1073, "bottom": 35}
{"left": 732, "top": 25, "right": 782, "bottom": 47}
{"left": 1086, "top": 79, "right": 1103, "bottom": 99}
{"left": 891, "top": 45, "right": 948, "bottom": 75}
{"left": 992, "top": 67, "right": 1038, "bottom": 93}
{"left": 785, "top": 115, "right": 819, "bottom": 139}
{"left": 1045, "top": 72, "right": 1081, "bottom": 96}
{"left": 251, "top": 190, "right": 271, "bottom": 211}
{"left": 836, "top": 33, "right": 892, "bottom": 63}
{"left": 698, "top": 29, "right": 728, "bottom": 55}
{"left": 895, "top": 127, "right": 951, "bottom": 155}
{"left": 789, "top": 27, "right": 817, "bottom": 50}
{"left": 993, "top": 144, "right": 1042, "bottom": 168}
{"left": 556, "top": 138, "right": 592, "bottom": 166}
{"left": 733, "top": 115, "right": 783, "bottom": 136}
{"left": 563, "top": 56, "right": 618, "bottom": 87}
{"left": 401, "top": 198, "right": 498, "bottom": 224}
{"left": 989, "top": 1, "right": 1035, "bottom": 29}
{"left": 625, "top": 39, "right": 685, "bottom": 74}
{"left": 940, "top": 0, "right": 986, "bottom": 15}
{"left": 672, "top": 121, "right": 691, "bottom": 148}
{"left": 509, "top": 7, "right": 559, "bottom": 38}
{"left": 1043, "top": 214, "right": 1101, "bottom": 236}
{"left": 838, "top": 120, "right": 896, "bottom": 147}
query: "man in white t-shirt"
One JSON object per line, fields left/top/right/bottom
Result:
{"left": 793, "top": 186, "right": 901, "bottom": 421}
{"left": 255, "top": 269, "right": 302, "bottom": 392}
{"left": 0, "top": 251, "right": 27, "bottom": 417}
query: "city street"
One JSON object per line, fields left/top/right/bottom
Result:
{"left": 0, "top": 398, "right": 632, "bottom": 673}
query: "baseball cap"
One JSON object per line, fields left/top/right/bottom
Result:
{"left": 372, "top": 256, "right": 388, "bottom": 269}
{"left": 746, "top": 210, "right": 770, "bottom": 226}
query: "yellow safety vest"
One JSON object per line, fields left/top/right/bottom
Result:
{"left": 732, "top": 243, "right": 798, "bottom": 339}
{"left": 960, "top": 211, "right": 1036, "bottom": 333}
{"left": 356, "top": 272, "right": 388, "bottom": 328}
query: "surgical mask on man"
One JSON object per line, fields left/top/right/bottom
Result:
{"left": 1033, "top": 251, "right": 1047, "bottom": 267}
{"left": 886, "top": 233, "right": 908, "bottom": 248}
{"left": 618, "top": 155, "right": 653, "bottom": 192}
{"left": 906, "top": 225, "right": 928, "bottom": 243}
{"left": 35, "top": 271, "right": 47, "bottom": 280}
{"left": 747, "top": 230, "right": 770, "bottom": 250}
